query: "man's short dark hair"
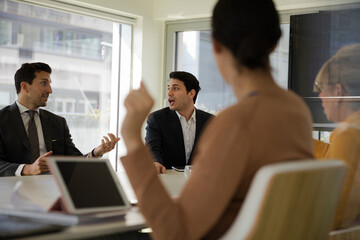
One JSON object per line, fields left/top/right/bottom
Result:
{"left": 14, "top": 62, "right": 52, "bottom": 94}
{"left": 169, "top": 71, "right": 201, "bottom": 103}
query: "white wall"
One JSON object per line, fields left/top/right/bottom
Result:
{"left": 153, "top": 0, "right": 217, "bottom": 20}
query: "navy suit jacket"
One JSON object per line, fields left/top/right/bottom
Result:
{"left": 145, "top": 107, "right": 213, "bottom": 169}
{"left": 0, "top": 103, "right": 83, "bottom": 176}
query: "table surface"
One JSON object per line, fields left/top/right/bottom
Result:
{"left": 0, "top": 170, "right": 187, "bottom": 240}
{"left": 117, "top": 169, "right": 186, "bottom": 204}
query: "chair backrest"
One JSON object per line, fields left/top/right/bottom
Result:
{"left": 329, "top": 225, "right": 360, "bottom": 240}
{"left": 220, "top": 159, "right": 347, "bottom": 240}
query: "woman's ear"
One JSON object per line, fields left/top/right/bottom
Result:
{"left": 212, "top": 38, "right": 223, "bottom": 54}
{"left": 334, "top": 83, "right": 344, "bottom": 102}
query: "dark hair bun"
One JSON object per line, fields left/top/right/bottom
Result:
{"left": 212, "top": 0, "right": 281, "bottom": 69}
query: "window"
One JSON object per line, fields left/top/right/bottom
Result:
{"left": 165, "top": 4, "right": 358, "bottom": 140}
{"left": 175, "top": 30, "right": 235, "bottom": 114}
{"left": 166, "top": 20, "right": 289, "bottom": 114}
{"left": 0, "top": 0, "right": 133, "bottom": 169}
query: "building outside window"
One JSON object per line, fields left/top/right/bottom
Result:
{"left": 0, "top": 0, "right": 133, "bottom": 168}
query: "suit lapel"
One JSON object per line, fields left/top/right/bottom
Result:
{"left": 39, "top": 110, "right": 52, "bottom": 151}
{"left": 167, "top": 109, "right": 186, "bottom": 159}
{"left": 195, "top": 109, "right": 203, "bottom": 143}
{"left": 8, "top": 103, "right": 30, "bottom": 152}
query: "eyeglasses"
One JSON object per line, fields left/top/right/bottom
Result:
{"left": 313, "top": 81, "right": 322, "bottom": 93}
{"left": 313, "top": 81, "right": 339, "bottom": 93}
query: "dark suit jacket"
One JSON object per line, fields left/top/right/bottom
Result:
{"left": 0, "top": 103, "right": 83, "bottom": 176}
{"left": 145, "top": 107, "right": 213, "bottom": 169}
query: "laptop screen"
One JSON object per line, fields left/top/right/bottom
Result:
{"left": 56, "top": 161, "right": 125, "bottom": 208}
{"left": 49, "top": 157, "right": 130, "bottom": 214}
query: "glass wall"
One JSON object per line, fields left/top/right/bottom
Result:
{"left": 0, "top": 0, "right": 132, "bottom": 167}
{"left": 174, "top": 24, "right": 289, "bottom": 114}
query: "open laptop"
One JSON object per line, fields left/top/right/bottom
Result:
{"left": 47, "top": 156, "right": 131, "bottom": 215}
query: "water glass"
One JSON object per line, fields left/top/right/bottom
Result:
{"left": 184, "top": 165, "right": 193, "bottom": 179}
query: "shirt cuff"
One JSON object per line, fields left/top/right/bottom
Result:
{"left": 15, "top": 164, "right": 25, "bottom": 176}
{"left": 88, "top": 148, "right": 103, "bottom": 158}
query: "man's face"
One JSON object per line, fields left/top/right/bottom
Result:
{"left": 167, "top": 78, "right": 194, "bottom": 112}
{"left": 24, "top": 71, "right": 52, "bottom": 109}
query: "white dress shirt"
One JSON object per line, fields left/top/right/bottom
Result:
{"left": 15, "top": 101, "right": 47, "bottom": 176}
{"left": 176, "top": 109, "right": 196, "bottom": 164}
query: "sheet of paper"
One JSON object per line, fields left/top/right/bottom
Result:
{"left": 11, "top": 181, "right": 59, "bottom": 212}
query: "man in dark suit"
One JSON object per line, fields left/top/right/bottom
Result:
{"left": 145, "top": 71, "right": 213, "bottom": 173}
{"left": 0, "top": 62, "right": 119, "bottom": 176}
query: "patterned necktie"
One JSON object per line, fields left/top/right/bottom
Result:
{"left": 27, "top": 110, "right": 40, "bottom": 163}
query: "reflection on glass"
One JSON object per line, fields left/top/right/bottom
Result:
{"left": 313, "top": 44, "right": 360, "bottom": 229}
{"left": 0, "top": 0, "right": 131, "bottom": 156}
{"left": 289, "top": 8, "right": 360, "bottom": 130}
{"left": 175, "top": 25, "right": 289, "bottom": 114}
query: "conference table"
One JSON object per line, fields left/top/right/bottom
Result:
{"left": 0, "top": 170, "right": 187, "bottom": 240}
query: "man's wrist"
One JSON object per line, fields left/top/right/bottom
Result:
{"left": 21, "top": 165, "right": 30, "bottom": 176}
{"left": 92, "top": 148, "right": 103, "bottom": 158}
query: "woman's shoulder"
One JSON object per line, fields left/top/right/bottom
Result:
{"left": 209, "top": 87, "right": 312, "bottom": 126}
{"left": 264, "top": 87, "right": 312, "bottom": 116}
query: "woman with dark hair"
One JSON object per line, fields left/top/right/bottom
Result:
{"left": 121, "top": 0, "right": 313, "bottom": 239}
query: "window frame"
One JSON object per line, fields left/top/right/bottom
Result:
{"left": 164, "top": 18, "right": 210, "bottom": 104}
{"left": 12, "top": 0, "right": 136, "bottom": 24}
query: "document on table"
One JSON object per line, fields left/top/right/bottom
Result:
{"left": 0, "top": 180, "right": 126, "bottom": 226}
{"left": 10, "top": 180, "right": 58, "bottom": 212}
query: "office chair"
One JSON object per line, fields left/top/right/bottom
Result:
{"left": 220, "top": 160, "right": 347, "bottom": 240}
{"left": 330, "top": 225, "right": 360, "bottom": 240}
